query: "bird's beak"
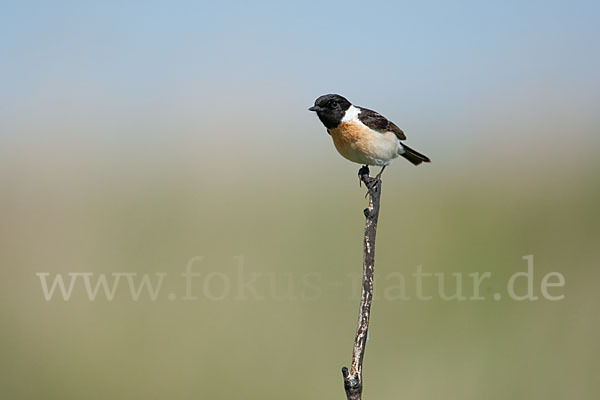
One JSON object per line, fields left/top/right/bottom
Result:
{"left": 308, "top": 106, "right": 321, "bottom": 112}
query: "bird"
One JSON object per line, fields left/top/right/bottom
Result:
{"left": 309, "top": 94, "right": 430, "bottom": 178}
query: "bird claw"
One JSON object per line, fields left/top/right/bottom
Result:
{"left": 358, "top": 165, "right": 370, "bottom": 187}
{"left": 357, "top": 165, "right": 381, "bottom": 197}
{"left": 363, "top": 177, "right": 380, "bottom": 198}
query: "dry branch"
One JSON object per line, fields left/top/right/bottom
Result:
{"left": 341, "top": 165, "right": 382, "bottom": 400}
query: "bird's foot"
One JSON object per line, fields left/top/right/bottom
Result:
{"left": 358, "top": 165, "right": 381, "bottom": 197}
{"left": 358, "top": 165, "right": 370, "bottom": 187}
{"left": 363, "top": 177, "right": 380, "bottom": 198}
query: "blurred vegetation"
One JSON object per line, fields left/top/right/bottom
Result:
{"left": 1, "top": 2, "right": 599, "bottom": 397}
{"left": 1, "top": 134, "right": 598, "bottom": 399}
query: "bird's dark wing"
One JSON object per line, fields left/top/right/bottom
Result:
{"left": 357, "top": 107, "right": 406, "bottom": 140}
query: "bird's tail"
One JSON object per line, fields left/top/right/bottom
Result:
{"left": 400, "top": 144, "right": 431, "bottom": 166}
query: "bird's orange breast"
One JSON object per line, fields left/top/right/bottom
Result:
{"left": 328, "top": 121, "right": 375, "bottom": 159}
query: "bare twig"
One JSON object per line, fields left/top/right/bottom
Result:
{"left": 342, "top": 165, "right": 382, "bottom": 400}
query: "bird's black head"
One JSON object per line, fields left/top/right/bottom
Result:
{"left": 309, "top": 94, "right": 352, "bottom": 129}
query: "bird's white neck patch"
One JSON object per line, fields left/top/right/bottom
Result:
{"left": 341, "top": 105, "right": 361, "bottom": 123}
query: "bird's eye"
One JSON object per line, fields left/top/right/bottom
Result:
{"left": 330, "top": 101, "right": 338, "bottom": 108}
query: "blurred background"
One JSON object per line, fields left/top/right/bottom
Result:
{"left": 1, "top": 1, "right": 599, "bottom": 399}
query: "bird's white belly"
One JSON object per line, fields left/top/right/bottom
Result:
{"left": 328, "top": 121, "right": 400, "bottom": 166}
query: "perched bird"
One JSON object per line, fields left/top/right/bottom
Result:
{"left": 309, "top": 94, "right": 430, "bottom": 177}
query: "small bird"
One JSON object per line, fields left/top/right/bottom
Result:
{"left": 309, "top": 94, "right": 430, "bottom": 178}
